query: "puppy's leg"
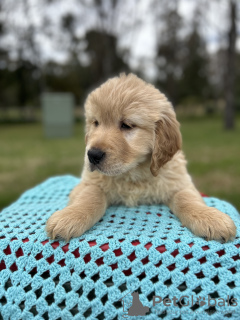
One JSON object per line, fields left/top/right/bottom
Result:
{"left": 46, "top": 183, "right": 107, "bottom": 241}
{"left": 167, "top": 187, "right": 236, "bottom": 242}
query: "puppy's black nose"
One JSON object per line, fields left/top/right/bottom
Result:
{"left": 88, "top": 148, "right": 105, "bottom": 165}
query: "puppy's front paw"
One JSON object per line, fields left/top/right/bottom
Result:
{"left": 46, "top": 207, "right": 87, "bottom": 241}
{"left": 187, "top": 208, "right": 236, "bottom": 242}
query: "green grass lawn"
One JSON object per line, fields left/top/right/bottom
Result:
{"left": 0, "top": 117, "right": 239, "bottom": 211}
{"left": 0, "top": 122, "right": 85, "bottom": 210}
{"left": 180, "top": 116, "right": 240, "bottom": 211}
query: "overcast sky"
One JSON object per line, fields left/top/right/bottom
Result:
{"left": 0, "top": 0, "right": 239, "bottom": 79}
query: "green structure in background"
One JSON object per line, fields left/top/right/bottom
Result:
{"left": 42, "top": 93, "right": 74, "bottom": 138}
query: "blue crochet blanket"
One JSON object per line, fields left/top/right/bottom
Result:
{"left": 0, "top": 175, "right": 240, "bottom": 320}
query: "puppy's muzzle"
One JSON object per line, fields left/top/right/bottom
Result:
{"left": 88, "top": 148, "right": 105, "bottom": 165}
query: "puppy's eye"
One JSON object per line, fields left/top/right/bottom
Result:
{"left": 93, "top": 120, "right": 99, "bottom": 127}
{"left": 121, "top": 122, "right": 132, "bottom": 130}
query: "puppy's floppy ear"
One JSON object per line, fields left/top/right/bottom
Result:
{"left": 150, "top": 110, "right": 182, "bottom": 177}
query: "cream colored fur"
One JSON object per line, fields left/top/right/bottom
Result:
{"left": 46, "top": 73, "right": 236, "bottom": 242}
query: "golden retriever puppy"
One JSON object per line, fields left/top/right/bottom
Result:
{"left": 46, "top": 73, "right": 236, "bottom": 242}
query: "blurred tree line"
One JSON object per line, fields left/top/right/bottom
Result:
{"left": 0, "top": 0, "right": 239, "bottom": 128}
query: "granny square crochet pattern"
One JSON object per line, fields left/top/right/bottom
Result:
{"left": 0, "top": 175, "right": 240, "bottom": 320}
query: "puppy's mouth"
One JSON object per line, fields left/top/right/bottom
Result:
{"left": 89, "top": 163, "right": 100, "bottom": 172}
{"left": 87, "top": 148, "right": 142, "bottom": 176}
{"left": 89, "top": 161, "right": 128, "bottom": 176}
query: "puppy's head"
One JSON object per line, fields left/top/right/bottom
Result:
{"left": 84, "top": 73, "right": 182, "bottom": 177}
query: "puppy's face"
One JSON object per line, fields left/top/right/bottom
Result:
{"left": 84, "top": 74, "right": 182, "bottom": 177}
